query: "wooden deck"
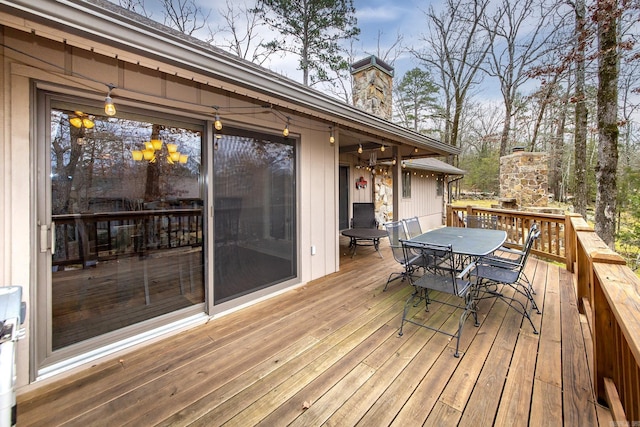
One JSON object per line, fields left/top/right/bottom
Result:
{"left": 17, "top": 237, "right": 612, "bottom": 426}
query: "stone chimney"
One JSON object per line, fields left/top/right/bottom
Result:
{"left": 351, "top": 55, "right": 394, "bottom": 120}
{"left": 499, "top": 150, "right": 549, "bottom": 208}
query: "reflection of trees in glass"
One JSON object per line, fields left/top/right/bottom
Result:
{"left": 50, "top": 107, "right": 202, "bottom": 214}
{"left": 214, "top": 135, "right": 294, "bottom": 203}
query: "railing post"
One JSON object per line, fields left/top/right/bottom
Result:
{"left": 571, "top": 215, "right": 599, "bottom": 314}
{"left": 591, "top": 256, "right": 634, "bottom": 419}
{"left": 446, "top": 205, "right": 452, "bottom": 226}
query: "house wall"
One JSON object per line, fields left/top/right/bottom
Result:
{"left": 338, "top": 152, "right": 374, "bottom": 208}
{"left": 0, "top": 24, "right": 340, "bottom": 390}
{"left": 397, "top": 170, "right": 444, "bottom": 231}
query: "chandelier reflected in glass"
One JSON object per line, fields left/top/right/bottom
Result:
{"left": 131, "top": 139, "right": 188, "bottom": 164}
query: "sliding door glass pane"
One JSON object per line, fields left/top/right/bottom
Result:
{"left": 50, "top": 103, "right": 204, "bottom": 350}
{"left": 214, "top": 131, "right": 296, "bottom": 303}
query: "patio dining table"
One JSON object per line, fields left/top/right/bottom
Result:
{"left": 408, "top": 226, "right": 507, "bottom": 262}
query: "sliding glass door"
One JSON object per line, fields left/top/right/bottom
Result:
{"left": 213, "top": 129, "right": 297, "bottom": 303}
{"left": 37, "top": 93, "right": 205, "bottom": 369}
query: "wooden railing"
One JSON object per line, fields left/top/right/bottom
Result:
{"left": 446, "top": 205, "right": 566, "bottom": 262}
{"left": 446, "top": 204, "right": 640, "bottom": 423}
{"left": 52, "top": 208, "right": 203, "bottom": 269}
{"left": 566, "top": 214, "right": 640, "bottom": 424}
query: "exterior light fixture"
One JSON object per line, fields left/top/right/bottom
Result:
{"left": 213, "top": 106, "right": 223, "bottom": 131}
{"left": 104, "top": 84, "right": 116, "bottom": 116}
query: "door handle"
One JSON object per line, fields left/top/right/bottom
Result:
{"left": 39, "top": 222, "right": 55, "bottom": 254}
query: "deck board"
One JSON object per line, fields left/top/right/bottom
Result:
{"left": 17, "top": 236, "right": 607, "bottom": 426}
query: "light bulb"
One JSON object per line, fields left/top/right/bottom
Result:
{"left": 214, "top": 114, "right": 222, "bottom": 131}
{"left": 104, "top": 96, "right": 116, "bottom": 116}
{"left": 283, "top": 124, "right": 289, "bottom": 137}
{"left": 358, "top": 144, "right": 363, "bottom": 154}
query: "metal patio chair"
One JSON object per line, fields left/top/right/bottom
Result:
{"left": 398, "top": 241, "right": 478, "bottom": 358}
{"left": 403, "top": 216, "right": 423, "bottom": 239}
{"left": 350, "top": 202, "right": 378, "bottom": 229}
{"left": 473, "top": 228, "right": 541, "bottom": 334}
{"left": 465, "top": 214, "right": 498, "bottom": 230}
{"left": 483, "top": 222, "right": 539, "bottom": 296}
{"left": 382, "top": 221, "right": 424, "bottom": 291}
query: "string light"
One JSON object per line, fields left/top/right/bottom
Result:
{"left": 104, "top": 84, "right": 116, "bottom": 116}
{"left": 358, "top": 143, "right": 363, "bottom": 154}
{"left": 283, "top": 117, "right": 290, "bottom": 137}
{"left": 329, "top": 126, "right": 335, "bottom": 144}
{"left": 213, "top": 106, "right": 223, "bottom": 131}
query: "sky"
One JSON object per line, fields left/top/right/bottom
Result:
{"left": 351, "top": 0, "right": 427, "bottom": 76}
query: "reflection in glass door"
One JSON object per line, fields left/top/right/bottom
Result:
{"left": 45, "top": 98, "right": 205, "bottom": 352}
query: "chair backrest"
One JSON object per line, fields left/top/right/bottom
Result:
{"left": 403, "top": 217, "right": 422, "bottom": 239}
{"left": 505, "top": 228, "right": 541, "bottom": 283}
{"left": 465, "top": 215, "right": 498, "bottom": 229}
{"left": 520, "top": 228, "right": 540, "bottom": 268}
{"left": 515, "top": 222, "right": 539, "bottom": 259}
{"left": 351, "top": 203, "right": 377, "bottom": 229}
{"left": 401, "top": 241, "right": 463, "bottom": 295}
{"left": 384, "top": 221, "right": 408, "bottom": 264}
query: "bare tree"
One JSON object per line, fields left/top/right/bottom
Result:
{"left": 483, "top": 0, "right": 559, "bottom": 157}
{"left": 118, "top": 0, "right": 150, "bottom": 16}
{"left": 365, "top": 29, "right": 405, "bottom": 65}
{"left": 572, "top": 0, "right": 590, "bottom": 218}
{"left": 413, "top": 0, "right": 494, "bottom": 149}
{"left": 210, "top": 0, "right": 278, "bottom": 66}
{"left": 159, "top": 0, "right": 209, "bottom": 36}
{"left": 463, "top": 101, "right": 504, "bottom": 156}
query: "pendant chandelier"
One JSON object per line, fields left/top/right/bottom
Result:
{"left": 131, "top": 139, "right": 188, "bottom": 164}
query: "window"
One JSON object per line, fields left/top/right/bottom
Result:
{"left": 402, "top": 171, "right": 412, "bottom": 198}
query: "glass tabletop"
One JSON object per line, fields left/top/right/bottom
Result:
{"left": 408, "top": 227, "right": 507, "bottom": 257}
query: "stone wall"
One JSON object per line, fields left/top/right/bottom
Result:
{"left": 500, "top": 151, "right": 549, "bottom": 207}
{"left": 374, "top": 171, "right": 393, "bottom": 224}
